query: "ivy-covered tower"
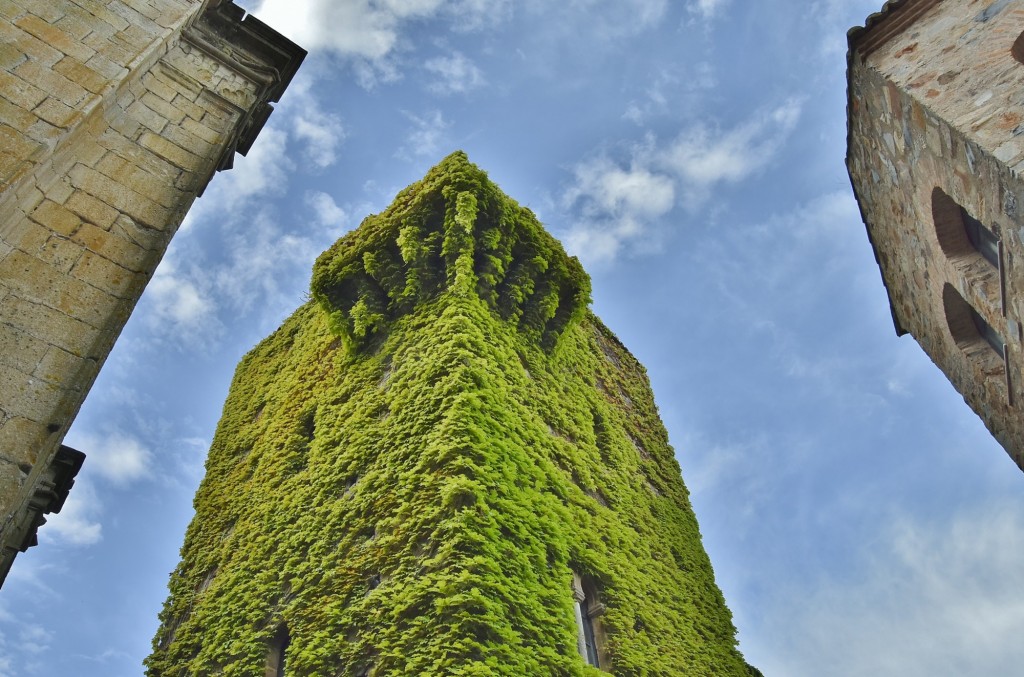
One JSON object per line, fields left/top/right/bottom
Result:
{"left": 147, "top": 152, "right": 757, "bottom": 676}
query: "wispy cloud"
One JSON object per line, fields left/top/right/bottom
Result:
{"left": 424, "top": 51, "right": 485, "bottom": 95}
{"left": 687, "top": 0, "right": 730, "bottom": 22}
{"left": 396, "top": 109, "right": 451, "bottom": 159}
{"left": 306, "top": 191, "right": 348, "bottom": 229}
{"left": 39, "top": 479, "right": 102, "bottom": 546}
{"left": 252, "top": 0, "right": 509, "bottom": 86}
{"left": 560, "top": 99, "right": 803, "bottom": 264}
{"left": 69, "top": 431, "right": 152, "bottom": 486}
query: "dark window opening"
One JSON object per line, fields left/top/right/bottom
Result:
{"left": 943, "top": 283, "right": 1004, "bottom": 359}
{"left": 972, "top": 305, "right": 1005, "bottom": 356}
{"left": 266, "top": 623, "right": 290, "bottom": 677}
{"left": 931, "top": 188, "right": 1000, "bottom": 268}
{"left": 961, "top": 207, "right": 1000, "bottom": 267}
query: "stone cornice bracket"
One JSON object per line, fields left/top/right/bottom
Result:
{"left": 183, "top": 0, "right": 306, "bottom": 173}
{"left": 0, "top": 446, "right": 85, "bottom": 588}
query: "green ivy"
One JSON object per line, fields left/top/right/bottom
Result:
{"left": 146, "top": 153, "right": 758, "bottom": 676}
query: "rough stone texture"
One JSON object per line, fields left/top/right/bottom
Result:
{"left": 848, "top": 0, "right": 1024, "bottom": 466}
{"left": 0, "top": 0, "right": 304, "bottom": 585}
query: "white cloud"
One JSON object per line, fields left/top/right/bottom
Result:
{"left": 212, "top": 209, "right": 326, "bottom": 315}
{"left": 283, "top": 76, "right": 346, "bottom": 169}
{"left": 252, "top": 0, "right": 509, "bottom": 85}
{"left": 145, "top": 255, "right": 220, "bottom": 347}
{"left": 306, "top": 191, "right": 348, "bottom": 228}
{"left": 396, "top": 109, "right": 451, "bottom": 159}
{"left": 39, "top": 480, "right": 102, "bottom": 546}
{"left": 424, "top": 51, "right": 485, "bottom": 95}
{"left": 561, "top": 156, "right": 675, "bottom": 264}
{"left": 68, "top": 431, "right": 152, "bottom": 486}
{"left": 659, "top": 99, "right": 802, "bottom": 194}
{"left": 560, "top": 100, "right": 801, "bottom": 263}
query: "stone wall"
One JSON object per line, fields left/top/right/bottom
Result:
{"left": 848, "top": 0, "right": 1024, "bottom": 465}
{"left": 0, "top": 0, "right": 303, "bottom": 583}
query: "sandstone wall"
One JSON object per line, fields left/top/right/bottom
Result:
{"left": 848, "top": 0, "right": 1024, "bottom": 465}
{"left": 0, "top": 0, "right": 303, "bottom": 582}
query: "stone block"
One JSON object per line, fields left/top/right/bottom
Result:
{"left": 14, "top": 13, "right": 96, "bottom": 62}
{"left": 4, "top": 295, "right": 96, "bottom": 357}
{"left": 68, "top": 163, "right": 172, "bottom": 228}
{"left": 70, "top": 0, "right": 131, "bottom": 32}
{"left": 0, "top": 361, "right": 64, "bottom": 423}
{"left": 0, "top": 70, "right": 47, "bottom": 111}
{"left": 140, "top": 92, "right": 186, "bottom": 125}
{"left": 71, "top": 249, "right": 141, "bottom": 300}
{"left": 13, "top": 60, "right": 90, "bottom": 109}
{"left": 52, "top": 58, "right": 109, "bottom": 96}
{"left": 33, "top": 97, "right": 80, "bottom": 130}
{"left": 95, "top": 152, "right": 183, "bottom": 209}
{"left": 72, "top": 221, "right": 147, "bottom": 270}
{"left": 64, "top": 191, "right": 117, "bottom": 230}
{"left": 34, "top": 345, "right": 95, "bottom": 388}
{"left": 0, "top": 41, "right": 24, "bottom": 71}
{"left": 110, "top": 214, "right": 166, "bottom": 252}
{"left": 0, "top": 96, "right": 38, "bottom": 135}
{"left": 142, "top": 70, "right": 180, "bottom": 103}
{"left": 85, "top": 52, "right": 128, "bottom": 81}
{"left": 0, "top": 22, "right": 63, "bottom": 67}
{"left": 139, "top": 130, "right": 202, "bottom": 172}
{"left": 0, "top": 417, "right": 51, "bottom": 470}
{"left": 180, "top": 115, "right": 223, "bottom": 145}
{"left": 124, "top": 99, "right": 168, "bottom": 134}
{"left": 0, "top": 321, "right": 48, "bottom": 375}
{"left": 29, "top": 199, "right": 82, "bottom": 237}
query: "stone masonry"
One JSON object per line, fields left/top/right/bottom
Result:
{"left": 0, "top": 0, "right": 304, "bottom": 584}
{"left": 848, "top": 0, "right": 1024, "bottom": 467}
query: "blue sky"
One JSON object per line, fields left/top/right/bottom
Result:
{"left": 5, "top": 1, "right": 1024, "bottom": 675}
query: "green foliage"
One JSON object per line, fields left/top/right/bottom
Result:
{"left": 146, "top": 154, "right": 755, "bottom": 676}
{"left": 310, "top": 152, "right": 591, "bottom": 354}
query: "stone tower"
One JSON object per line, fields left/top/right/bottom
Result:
{"left": 848, "top": 0, "right": 1024, "bottom": 467}
{"left": 0, "top": 1, "right": 304, "bottom": 583}
{"left": 147, "top": 153, "right": 758, "bottom": 676}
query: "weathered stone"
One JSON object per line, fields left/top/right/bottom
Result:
{"left": 0, "top": 0, "right": 305, "bottom": 589}
{"left": 849, "top": 0, "right": 1024, "bottom": 467}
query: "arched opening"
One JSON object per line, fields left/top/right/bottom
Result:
{"left": 943, "top": 284, "right": 1003, "bottom": 356}
{"left": 265, "top": 623, "right": 290, "bottom": 677}
{"left": 1012, "top": 31, "right": 1024, "bottom": 64}
{"left": 931, "top": 188, "right": 999, "bottom": 266}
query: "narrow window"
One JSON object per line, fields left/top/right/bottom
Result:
{"left": 266, "top": 623, "right": 290, "bottom": 677}
{"left": 961, "top": 206, "right": 1000, "bottom": 267}
{"left": 943, "top": 283, "right": 1004, "bottom": 357}
{"left": 931, "top": 188, "right": 1000, "bottom": 266}
{"left": 1013, "top": 31, "right": 1024, "bottom": 64}
{"left": 571, "top": 572, "right": 606, "bottom": 669}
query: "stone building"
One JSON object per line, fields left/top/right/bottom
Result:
{"left": 848, "top": 0, "right": 1024, "bottom": 467}
{"left": 146, "top": 153, "right": 760, "bottom": 676}
{"left": 0, "top": 0, "right": 304, "bottom": 584}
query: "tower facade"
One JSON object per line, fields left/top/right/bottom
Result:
{"left": 147, "top": 153, "right": 757, "bottom": 676}
{"left": 0, "top": 1, "right": 304, "bottom": 582}
{"left": 848, "top": 0, "right": 1024, "bottom": 466}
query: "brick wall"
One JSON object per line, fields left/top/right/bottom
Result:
{"left": 0, "top": 0, "right": 303, "bottom": 582}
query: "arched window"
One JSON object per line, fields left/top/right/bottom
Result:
{"left": 571, "top": 572, "right": 607, "bottom": 669}
{"left": 943, "top": 284, "right": 1004, "bottom": 357}
{"left": 1012, "top": 31, "right": 1024, "bottom": 65}
{"left": 931, "top": 188, "right": 999, "bottom": 266}
{"left": 266, "top": 623, "right": 290, "bottom": 677}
